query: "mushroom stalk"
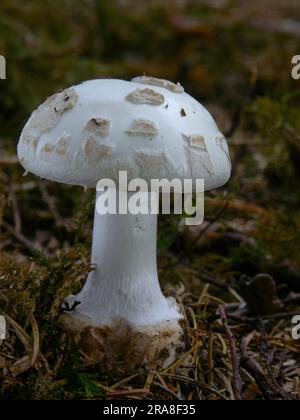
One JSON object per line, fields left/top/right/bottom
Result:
{"left": 71, "top": 191, "right": 181, "bottom": 327}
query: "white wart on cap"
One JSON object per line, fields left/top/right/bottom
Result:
{"left": 18, "top": 77, "right": 231, "bottom": 190}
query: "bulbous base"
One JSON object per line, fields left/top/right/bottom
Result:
{"left": 60, "top": 312, "right": 184, "bottom": 371}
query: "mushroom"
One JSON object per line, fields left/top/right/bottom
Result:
{"left": 17, "top": 77, "right": 231, "bottom": 370}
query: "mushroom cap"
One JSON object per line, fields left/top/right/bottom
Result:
{"left": 17, "top": 77, "right": 231, "bottom": 190}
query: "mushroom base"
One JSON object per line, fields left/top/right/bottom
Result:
{"left": 59, "top": 313, "right": 184, "bottom": 371}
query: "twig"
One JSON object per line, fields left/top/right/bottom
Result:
{"left": 205, "top": 197, "right": 271, "bottom": 218}
{"left": 218, "top": 305, "right": 243, "bottom": 400}
{"left": 38, "top": 182, "right": 63, "bottom": 226}
{"left": 258, "top": 322, "right": 295, "bottom": 400}
{"left": 249, "top": 312, "right": 300, "bottom": 321}
{"left": 199, "top": 270, "right": 229, "bottom": 290}
{"left": 240, "top": 334, "right": 292, "bottom": 400}
{"left": 10, "top": 185, "right": 22, "bottom": 233}
{"left": 283, "top": 293, "right": 300, "bottom": 304}
{"left": 0, "top": 156, "right": 19, "bottom": 165}
{"left": 207, "top": 333, "right": 214, "bottom": 386}
{"left": 106, "top": 388, "right": 150, "bottom": 398}
{"left": 186, "top": 195, "right": 230, "bottom": 255}
{"left": 30, "top": 314, "right": 40, "bottom": 367}
{"left": 2, "top": 220, "right": 39, "bottom": 250}
{"left": 153, "top": 381, "right": 182, "bottom": 400}
{"left": 108, "top": 373, "right": 140, "bottom": 392}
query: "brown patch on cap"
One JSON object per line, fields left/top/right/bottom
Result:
{"left": 96, "top": 158, "right": 138, "bottom": 184}
{"left": 83, "top": 139, "right": 114, "bottom": 164}
{"left": 38, "top": 143, "right": 55, "bottom": 163}
{"left": 126, "top": 88, "right": 165, "bottom": 106}
{"left": 135, "top": 149, "right": 176, "bottom": 177}
{"left": 41, "top": 143, "right": 55, "bottom": 154}
{"left": 126, "top": 119, "right": 158, "bottom": 138}
{"left": 189, "top": 150, "right": 214, "bottom": 177}
{"left": 84, "top": 118, "right": 111, "bottom": 139}
{"left": 215, "top": 134, "right": 230, "bottom": 161}
{"left": 22, "top": 130, "right": 38, "bottom": 148}
{"left": 132, "top": 76, "right": 184, "bottom": 94}
{"left": 182, "top": 134, "right": 206, "bottom": 151}
{"left": 23, "top": 135, "right": 32, "bottom": 145}
{"left": 182, "top": 134, "right": 214, "bottom": 177}
{"left": 22, "top": 88, "right": 78, "bottom": 151}
{"left": 52, "top": 88, "right": 79, "bottom": 114}
{"left": 55, "top": 133, "right": 71, "bottom": 156}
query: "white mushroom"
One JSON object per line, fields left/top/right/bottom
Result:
{"left": 17, "top": 77, "right": 231, "bottom": 370}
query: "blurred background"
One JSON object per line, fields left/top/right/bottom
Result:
{"left": 0, "top": 0, "right": 300, "bottom": 400}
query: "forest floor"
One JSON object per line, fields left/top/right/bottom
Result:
{"left": 0, "top": 0, "right": 300, "bottom": 400}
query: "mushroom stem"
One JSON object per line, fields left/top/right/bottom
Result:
{"left": 62, "top": 190, "right": 184, "bottom": 369}
{"left": 69, "top": 190, "right": 181, "bottom": 326}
